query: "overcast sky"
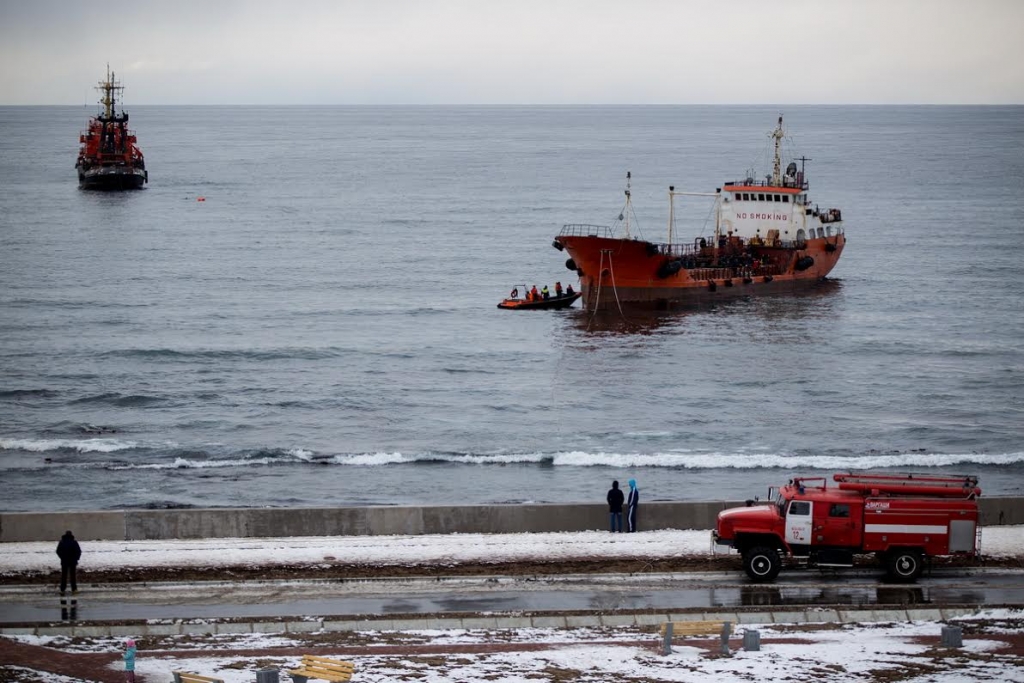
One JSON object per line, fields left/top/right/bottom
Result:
{"left": 1, "top": 0, "right": 1022, "bottom": 105}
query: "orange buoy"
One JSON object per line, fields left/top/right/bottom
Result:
{"left": 197, "top": 196, "right": 206, "bottom": 202}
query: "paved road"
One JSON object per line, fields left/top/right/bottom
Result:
{"left": 3, "top": 568, "right": 1024, "bottom": 624}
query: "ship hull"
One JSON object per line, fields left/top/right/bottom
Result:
{"left": 559, "top": 233, "right": 845, "bottom": 311}
{"left": 77, "top": 165, "right": 147, "bottom": 191}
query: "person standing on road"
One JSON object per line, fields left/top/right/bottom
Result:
{"left": 56, "top": 530, "right": 81, "bottom": 595}
{"left": 607, "top": 480, "right": 625, "bottom": 532}
{"left": 123, "top": 638, "right": 137, "bottom": 682}
{"left": 626, "top": 479, "right": 639, "bottom": 532}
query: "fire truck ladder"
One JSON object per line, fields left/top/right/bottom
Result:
{"left": 833, "top": 472, "right": 981, "bottom": 498}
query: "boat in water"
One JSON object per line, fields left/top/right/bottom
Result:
{"left": 497, "top": 284, "right": 581, "bottom": 310}
{"left": 552, "top": 116, "right": 845, "bottom": 311}
{"left": 75, "top": 67, "right": 148, "bottom": 190}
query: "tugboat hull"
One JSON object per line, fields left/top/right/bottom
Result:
{"left": 77, "top": 166, "right": 147, "bottom": 191}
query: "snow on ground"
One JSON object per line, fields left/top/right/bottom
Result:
{"left": 2, "top": 526, "right": 1022, "bottom": 574}
{"left": 6, "top": 610, "right": 1024, "bottom": 682}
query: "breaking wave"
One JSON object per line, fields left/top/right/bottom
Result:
{"left": 2, "top": 438, "right": 1021, "bottom": 472}
{"left": 328, "top": 450, "right": 1024, "bottom": 470}
{"left": 0, "top": 437, "right": 141, "bottom": 453}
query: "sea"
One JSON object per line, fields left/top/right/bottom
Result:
{"left": 1, "top": 105, "right": 1022, "bottom": 512}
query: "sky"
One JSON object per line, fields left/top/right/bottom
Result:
{"left": 1, "top": 0, "right": 1023, "bottom": 105}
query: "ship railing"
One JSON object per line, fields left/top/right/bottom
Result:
{"left": 724, "top": 178, "right": 809, "bottom": 190}
{"left": 686, "top": 264, "right": 779, "bottom": 280}
{"left": 559, "top": 224, "right": 614, "bottom": 238}
{"left": 655, "top": 242, "right": 701, "bottom": 257}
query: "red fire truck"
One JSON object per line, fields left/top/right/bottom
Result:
{"left": 713, "top": 472, "right": 981, "bottom": 582}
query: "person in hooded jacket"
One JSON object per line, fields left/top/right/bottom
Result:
{"left": 626, "top": 479, "right": 639, "bottom": 532}
{"left": 123, "top": 638, "right": 137, "bottom": 682}
{"left": 607, "top": 480, "right": 625, "bottom": 532}
{"left": 56, "top": 530, "right": 81, "bottom": 594}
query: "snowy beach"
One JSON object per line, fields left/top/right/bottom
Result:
{"left": 2, "top": 527, "right": 1023, "bottom": 577}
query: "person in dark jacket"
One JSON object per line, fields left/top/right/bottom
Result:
{"left": 626, "top": 479, "right": 639, "bottom": 532}
{"left": 607, "top": 480, "right": 625, "bottom": 532}
{"left": 56, "top": 530, "right": 82, "bottom": 594}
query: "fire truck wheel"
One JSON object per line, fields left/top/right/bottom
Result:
{"left": 743, "top": 546, "right": 781, "bottom": 582}
{"left": 886, "top": 549, "right": 924, "bottom": 582}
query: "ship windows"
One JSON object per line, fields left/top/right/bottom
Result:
{"left": 758, "top": 193, "right": 765, "bottom": 201}
{"left": 782, "top": 195, "right": 790, "bottom": 203}
{"left": 743, "top": 193, "right": 750, "bottom": 201}
{"left": 773, "top": 194, "right": 780, "bottom": 202}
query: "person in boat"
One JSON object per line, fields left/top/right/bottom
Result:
{"left": 529, "top": 285, "right": 538, "bottom": 302}
{"left": 541, "top": 285, "right": 550, "bottom": 300}
{"left": 566, "top": 283, "right": 575, "bottom": 296}
{"left": 509, "top": 287, "right": 519, "bottom": 300}
{"left": 555, "top": 282, "right": 563, "bottom": 298}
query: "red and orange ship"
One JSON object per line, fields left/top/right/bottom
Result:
{"left": 553, "top": 116, "right": 845, "bottom": 311}
{"left": 75, "top": 67, "right": 148, "bottom": 190}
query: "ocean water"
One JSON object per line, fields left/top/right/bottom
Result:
{"left": 1, "top": 105, "right": 1023, "bottom": 512}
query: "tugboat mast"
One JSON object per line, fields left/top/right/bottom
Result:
{"left": 97, "top": 64, "right": 124, "bottom": 121}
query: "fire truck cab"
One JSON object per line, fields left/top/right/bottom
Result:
{"left": 713, "top": 472, "right": 981, "bottom": 583}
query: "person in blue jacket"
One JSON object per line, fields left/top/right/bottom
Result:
{"left": 626, "top": 479, "right": 639, "bottom": 532}
{"left": 123, "top": 638, "right": 137, "bottom": 682}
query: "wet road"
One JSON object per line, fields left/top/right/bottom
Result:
{"left": 3, "top": 569, "right": 1024, "bottom": 624}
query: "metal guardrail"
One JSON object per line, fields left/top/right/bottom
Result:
{"left": 559, "top": 224, "right": 614, "bottom": 238}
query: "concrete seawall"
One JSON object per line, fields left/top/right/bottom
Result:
{"left": 2, "top": 497, "right": 1022, "bottom": 543}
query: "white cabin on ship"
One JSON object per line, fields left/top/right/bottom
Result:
{"left": 715, "top": 116, "right": 842, "bottom": 247}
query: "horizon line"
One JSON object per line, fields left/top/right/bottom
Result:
{"left": 3, "top": 102, "right": 1024, "bottom": 107}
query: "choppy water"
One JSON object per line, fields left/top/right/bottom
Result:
{"left": 1, "top": 105, "right": 1022, "bottom": 511}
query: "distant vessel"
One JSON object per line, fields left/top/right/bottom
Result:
{"left": 75, "top": 67, "right": 148, "bottom": 190}
{"left": 553, "top": 116, "right": 845, "bottom": 311}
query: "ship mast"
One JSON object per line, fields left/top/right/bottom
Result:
{"left": 771, "top": 114, "right": 784, "bottom": 186}
{"left": 622, "top": 171, "right": 633, "bottom": 239}
{"left": 97, "top": 64, "right": 124, "bottom": 120}
{"left": 667, "top": 185, "right": 675, "bottom": 245}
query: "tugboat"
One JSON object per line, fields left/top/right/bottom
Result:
{"left": 552, "top": 117, "right": 845, "bottom": 311}
{"left": 75, "top": 66, "right": 148, "bottom": 190}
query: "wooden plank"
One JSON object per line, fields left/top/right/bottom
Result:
{"left": 287, "top": 655, "right": 355, "bottom": 682}
{"left": 658, "top": 621, "right": 726, "bottom": 636}
{"left": 299, "top": 656, "right": 354, "bottom": 670}
{"left": 286, "top": 671, "right": 352, "bottom": 683}
{"left": 174, "top": 672, "right": 225, "bottom": 683}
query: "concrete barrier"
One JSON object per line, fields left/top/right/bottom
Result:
{"left": 2, "top": 497, "right": 1022, "bottom": 543}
